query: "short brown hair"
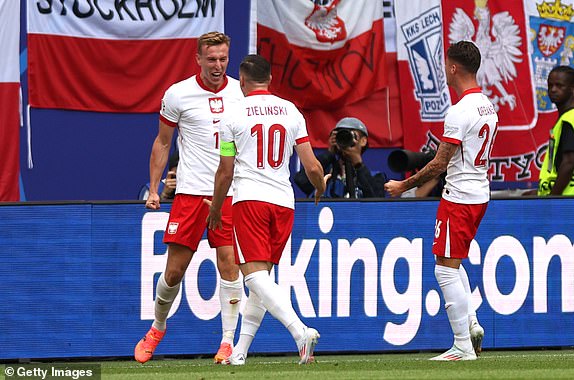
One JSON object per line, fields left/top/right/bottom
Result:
{"left": 239, "top": 54, "right": 271, "bottom": 84}
{"left": 197, "top": 31, "right": 230, "bottom": 55}
{"left": 447, "top": 40, "right": 481, "bottom": 74}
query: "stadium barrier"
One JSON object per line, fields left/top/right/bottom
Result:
{"left": 1, "top": 199, "right": 573, "bottom": 360}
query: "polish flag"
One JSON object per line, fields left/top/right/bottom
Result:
{"left": 0, "top": 0, "right": 20, "bottom": 201}
{"left": 27, "top": 0, "right": 225, "bottom": 113}
{"left": 396, "top": 0, "right": 542, "bottom": 186}
{"left": 255, "top": 0, "right": 401, "bottom": 148}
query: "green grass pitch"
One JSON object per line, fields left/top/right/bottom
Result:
{"left": 81, "top": 349, "right": 574, "bottom": 379}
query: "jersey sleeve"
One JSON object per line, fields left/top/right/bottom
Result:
{"left": 220, "top": 103, "right": 238, "bottom": 143}
{"left": 220, "top": 120, "right": 234, "bottom": 143}
{"left": 293, "top": 108, "right": 310, "bottom": 145}
{"left": 442, "top": 105, "right": 466, "bottom": 145}
{"left": 159, "top": 85, "right": 180, "bottom": 127}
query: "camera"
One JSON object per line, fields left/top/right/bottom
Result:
{"left": 335, "top": 129, "right": 358, "bottom": 149}
{"left": 387, "top": 149, "right": 436, "bottom": 172}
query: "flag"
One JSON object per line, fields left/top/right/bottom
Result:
{"left": 395, "top": 0, "right": 446, "bottom": 154}
{"left": 254, "top": 0, "right": 401, "bottom": 148}
{"left": 0, "top": 0, "right": 20, "bottom": 201}
{"left": 395, "top": 0, "right": 541, "bottom": 186}
{"left": 521, "top": 0, "right": 574, "bottom": 185}
{"left": 27, "top": 0, "right": 225, "bottom": 113}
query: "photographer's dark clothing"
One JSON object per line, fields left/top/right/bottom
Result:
{"left": 294, "top": 151, "right": 386, "bottom": 198}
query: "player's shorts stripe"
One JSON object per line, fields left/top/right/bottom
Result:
{"left": 445, "top": 218, "right": 451, "bottom": 258}
{"left": 234, "top": 226, "right": 246, "bottom": 264}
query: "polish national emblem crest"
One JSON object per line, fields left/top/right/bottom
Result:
{"left": 209, "top": 97, "right": 224, "bottom": 114}
{"left": 537, "top": 24, "right": 566, "bottom": 56}
{"left": 529, "top": 0, "right": 574, "bottom": 113}
{"left": 304, "top": 0, "right": 347, "bottom": 43}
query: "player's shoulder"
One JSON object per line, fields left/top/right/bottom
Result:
{"left": 457, "top": 92, "right": 497, "bottom": 121}
{"left": 270, "top": 94, "right": 302, "bottom": 114}
{"left": 225, "top": 75, "right": 240, "bottom": 86}
{"left": 269, "top": 92, "right": 293, "bottom": 104}
{"left": 165, "top": 75, "right": 198, "bottom": 96}
{"left": 222, "top": 76, "right": 243, "bottom": 97}
{"left": 446, "top": 96, "right": 476, "bottom": 120}
{"left": 456, "top": 91, "right": 492, "bottom": 108}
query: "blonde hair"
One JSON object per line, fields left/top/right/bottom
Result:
{"left": 197, "top": 32, "right": 231, "bottom": 55}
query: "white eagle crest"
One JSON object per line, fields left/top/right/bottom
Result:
{"left": 209, "top": 97, "right": 223, "bottom": 113}
{"left": 449, "top": 0, "right": 522, "bottom": 110}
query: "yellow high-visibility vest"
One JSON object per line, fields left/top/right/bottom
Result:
{"left": 538, "top": 109, "right": 574, "bottom": 196}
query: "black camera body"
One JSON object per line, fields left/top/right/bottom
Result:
{"left": 335, "top": 129, "right": 358, "bottom": 149}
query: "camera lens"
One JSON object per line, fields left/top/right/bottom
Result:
{"left": 336, "top": 129, "right": 356, "bottom": 148}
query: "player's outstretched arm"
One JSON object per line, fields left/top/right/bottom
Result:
{"left": 385, "top": 142, "right": 456, "bottom": 197}
{"left": 296, "top": 142, "right": 328, "bottom": 204}
{"left": 147, "top": 121, "right": 175, "bottom": 210}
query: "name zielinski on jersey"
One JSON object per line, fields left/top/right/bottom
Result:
{"left": 246, "top": 105, "right": 288, "bottom": 117}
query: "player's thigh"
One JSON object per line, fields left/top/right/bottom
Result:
{"left": 269, "top": 205, "right": 294, "bottom": 261}
{"left": 207, "top": 196, "right": 233, "bottom": 248}
{"left": 163, "top": 194, "right": 209, "bottom": 251}
{"left": 232, "top": 201, "right": 274, "bottom": 264}
{"left": 432, "top": 199, "right": 487, "bottom": 259}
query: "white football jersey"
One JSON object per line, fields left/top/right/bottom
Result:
{"left": 442, "top": 88, "right": 498, "bottom": 204}
{"left": 160, "top": 75, "right": 243, "bottom": 196}
{"left": 220, "top": 90, "right": 309, "bottom": 209}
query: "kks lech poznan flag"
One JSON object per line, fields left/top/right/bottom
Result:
{"left": 395, "top": 0, "right": 539, "bottom": 185}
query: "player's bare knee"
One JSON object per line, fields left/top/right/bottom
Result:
{"left": 218, "top": 264, "right": 239, "bottom": 282}
{"left": 163, "top": 269, "right": 185, "bottom": 286}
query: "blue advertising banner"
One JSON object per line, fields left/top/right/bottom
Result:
{"left": 1, "top": 199, "right": 573, "bottom": 360}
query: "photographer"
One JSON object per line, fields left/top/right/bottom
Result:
{"left": 294, "top": 117, "right": 386, "bottom": 198}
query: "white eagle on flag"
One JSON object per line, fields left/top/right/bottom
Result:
{"left": 448, "top": 0, "right": 522, "bottom": 111}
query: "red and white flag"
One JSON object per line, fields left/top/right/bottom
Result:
{"left": 395, "top": 0, "right": 539, "bottom": 185}
{"left": 0, "top": 0, "right": 20, "bottom": 201}
{"left": 27, "top": 0, "right": 225, "bottom": 113}
{"left": 254, "top": 0, "right": 401, "bottom": 148}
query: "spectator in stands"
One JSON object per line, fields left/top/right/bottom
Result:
{"left": 138, "top": 150, "right": 179, "bottom": 201}
{"left": 293, "top": 117, "right": 386, "bottom": 198}
{"left": 533, "top": 65, "right": 574, "bottom": 196}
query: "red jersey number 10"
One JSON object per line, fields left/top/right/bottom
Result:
{"left": 251, "top": 123, "right": 287, "bottom": 169}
